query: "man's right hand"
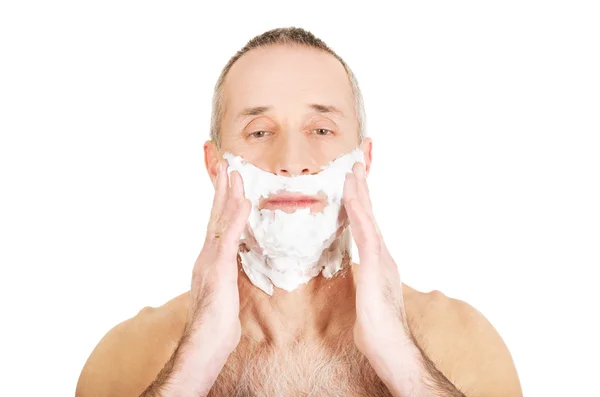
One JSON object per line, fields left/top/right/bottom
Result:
{"left": 141, "top": 159, "right": 251, "bottom": 397}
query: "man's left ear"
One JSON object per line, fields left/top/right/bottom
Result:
{"left": 360, "top": 137, "right": 373, "bottom": 175}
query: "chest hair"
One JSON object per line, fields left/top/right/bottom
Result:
{"left": 207, "top": 335, "right": 393, "bottom": 397}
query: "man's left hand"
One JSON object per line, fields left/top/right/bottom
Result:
{"left": 343, "top": 162, "right": 413, "bottom": 381}
{"left": 343, "top": 162, "right": 464, "bottom": 397}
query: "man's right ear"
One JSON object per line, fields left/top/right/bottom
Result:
{"left": 204, "top": 140, "right": 220, "bottom": 186}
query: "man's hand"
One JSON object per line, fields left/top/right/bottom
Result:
{"left": 187, "top": 159, "right": 250, "bottom": 353}
{"left": 343, "top": 162, "right": 465, "bottom": 397}
{"left": 141, "top": 160, "right": 251, "bottom": 397}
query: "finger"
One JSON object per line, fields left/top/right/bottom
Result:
{"left": 207, "top": 160, "right": 229, "bottom": 235}
{"left": 353, "top": 162, "right": 374, "bottom": 216}
{"left": 215, "top": 172, "right": 240, "bottom": 239}
{"left": 229, "top": 170, "right": 245, "bottom": 202}
{"left": 343, "top": 169, "right": 359, "bottom": 205}
{"left": 346, "top": 202, "right": 382, "bottom": 290}
{"left": 222, "top": 197, "right": 251, "bottom": 251}
{"left": 217, "top": 198, "right": 251, "bottom": 283}
{"left": 217, "top": 197, "right": 251, "bottom": 268}
{"left": 215, "top": 171, "right": 249, "bottom": 251}
{"left": 218, "top": 170, "right": 245, "bottom": 236}
{"left": 346, "top": 198, "right": 380, "bottom": 258}
{"left": 344, "top": 174, "right": 381, "bottom": 264}
{"left": 353, "top": 162, "right": 383, "bottom": 238}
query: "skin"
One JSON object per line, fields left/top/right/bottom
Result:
{"left": 76, "top": 44, "right": 523, "bottom": 396}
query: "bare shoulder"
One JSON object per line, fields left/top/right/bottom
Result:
{"left": 403, "top": 285, "right": 523, "bottom": 397}
{"left": 76, "top": 292, "right": 190, "bottom": 397}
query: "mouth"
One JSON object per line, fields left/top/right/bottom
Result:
{"left": 260, "top": 193, "right": 327, "bottom": 213}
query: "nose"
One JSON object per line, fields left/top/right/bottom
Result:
{"left": 273, "top": 133, "right": 319, "bottom": 176}
{"left": 278, "top": 164, "right": 311, "bottom": 176}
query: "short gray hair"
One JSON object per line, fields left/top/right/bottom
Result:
{"left": 209, "top": 26, "right": 366, "bottom": 149}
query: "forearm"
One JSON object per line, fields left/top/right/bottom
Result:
{"left": 139, "top": 331, "right": 231, "bottom": 397}
{"left": 380, "top": 338, "right": 466, "bottom": 397}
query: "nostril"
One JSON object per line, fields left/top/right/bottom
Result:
{"left": 278, "top": 168, "right": 310, "bottom": 176}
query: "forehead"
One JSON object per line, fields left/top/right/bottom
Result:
{"left": 222, "top": 45, "right": 355, "bottom": 120}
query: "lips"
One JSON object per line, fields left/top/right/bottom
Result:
{"left": 259, "top": 193, "right": 326, "bottom": 212}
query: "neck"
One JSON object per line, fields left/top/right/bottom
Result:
{"left": 237, "top": 251, "right": 357, "bottom": 347}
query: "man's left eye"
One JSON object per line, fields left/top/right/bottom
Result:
{"left": 313, "top": 128, "right": 333, "bottom": 135}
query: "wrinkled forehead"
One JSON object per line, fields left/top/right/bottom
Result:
{"left": 221, "top": 45, "right": 356, "bottom": 123}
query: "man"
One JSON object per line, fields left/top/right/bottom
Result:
{"left": 76, "top": 27, "right": 522, "bottom": 397}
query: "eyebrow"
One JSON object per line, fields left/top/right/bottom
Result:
{"left": 235, "top": 103, "right": 345, "bottom": 121}
{"left": 308, "top": 103, "right": 345, "bottom": 117}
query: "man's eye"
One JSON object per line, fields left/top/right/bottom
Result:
{"left": 313, "top": 128, "right": 333, "bottom": 135}
{"left": 250, "top": 131, "right": 269, "bottom": 138}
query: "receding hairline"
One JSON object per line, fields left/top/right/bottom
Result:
{"left": 209, "top": 27, "right": 367, "bottom": 148}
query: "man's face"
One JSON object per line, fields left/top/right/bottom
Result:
{"left": 204, "top": 45, "right": 371, "bottom": 294}
{"left": 213, "top": 44, "right": 369, "bottom": 176}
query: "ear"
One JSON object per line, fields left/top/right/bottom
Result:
{"left": 204, "top": 140, "right": 220, "bottom": 187}
{"left": 360, "top": 137, "right": 373, "bottom": 175}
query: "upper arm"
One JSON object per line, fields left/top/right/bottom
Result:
{"left": 415, "top": 292, "right": 523, "bottom": 397}
{"left": 75, "top": 307, "right": 181, "bottom": 397}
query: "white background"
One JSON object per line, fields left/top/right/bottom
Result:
{"left": 1, "top": 1, "right": 598, "bottom": 396}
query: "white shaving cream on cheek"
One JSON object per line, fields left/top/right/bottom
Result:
{"left": 223, "top": 148, "right": 365, "bottom": 295}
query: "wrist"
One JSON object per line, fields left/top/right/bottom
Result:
{"left": 369, "top": 337, "right": 424, "bottom": 396}
{"left": 164, "top": 330, "right": 236, "bottom": 396}
{"left": 184, "top": 318, "right": 241, "bottom": 357}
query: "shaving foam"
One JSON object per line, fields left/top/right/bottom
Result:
{"left": 223, "top": 148, "right": 364, "bottom": 295}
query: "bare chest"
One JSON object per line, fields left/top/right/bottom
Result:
{"left": 207, "top": 339, "right": 393, "bottom": 397}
